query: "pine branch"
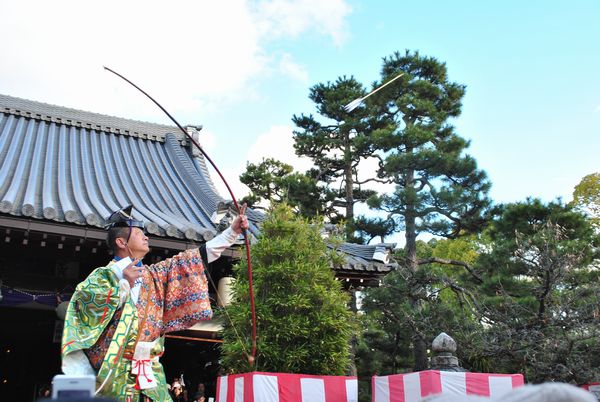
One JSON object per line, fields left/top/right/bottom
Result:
{"left": 418, "top": 257, "right": 483, "bottom": 283}
{"left": 355, "top": 177, "right": 394, "bottom": 185}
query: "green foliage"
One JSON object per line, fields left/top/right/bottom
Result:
{"left": 359, "top": 199, "right": 600, "bottom": 382}
{"left": 367, "top": 50, "right": 491, "bottom": 239}
{"left": 354, "top": 215, "right": 396, "bottom": 244}
{"left": 239, "top": 158, "right": 294, "bottom": 203}
{"left": 362, "top": 49, "right": 491, "bottom": 370}
{"left": 220, "top": 204, "right": 355, "bottom": 375}
{"left": 354, "top": 314, "right": 414, "bottom": 402}
{"left": 292, "top": 76, "right": 383, "bottom": 240}
{"left": 474, "top": 199, "right": 600, "bottom": 383}
{"left": 429, "top": 236, "right": 480, "bottom": 266}
{"left": 239, "top": 158, "right": 334, "bottom": 218}
{"left": 570, "top": 172, "right": 600, "bottom": 229}
{"left": 358, "top": 236, "right": 484, "bottom": 378}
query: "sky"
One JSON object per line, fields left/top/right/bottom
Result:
{"left": 1, "top": 0, "right": 599, "bottom": 242}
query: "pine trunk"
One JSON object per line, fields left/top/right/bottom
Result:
{"left": 345, "top": 138, "right": 354, "bottom": 241}
{"left": 405, "top": 168, "right": 429, "bottom": 371}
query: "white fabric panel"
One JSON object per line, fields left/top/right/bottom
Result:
{"left": 131, "top": 281, "right": 142, "bottom": 304}
{"left": 61, "top": 350, "right": 96, "bottom": 376}
{"left": 373, "top": 377, "right": 390, "bottom": 402}
{"left": 489, "top": 376, "right": 513, "bottom": 398}
{"left": 403, "top": 372, "right": 423, "bottom": 402}
{"left": 441, "top": 371, "right": 466, "bottom": 395}
{"left": 346, "top": 378, "right": 358, "bottom": 402}
{"left": 301, "top": 378, "right": 326, "bottom": 402}
{"left": 206, "top": 227, "right": 239, "bottom": 263}
{"left": 253, "top": 374, "right": 280, "bottom": 402}
{"left": 217, "top": 376, "right": 228, "bottom": 402}
{"left": 234, "top": 377, "right": 244, "bottom": 402}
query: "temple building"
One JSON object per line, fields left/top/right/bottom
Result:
{"left": 0, "top": 93, "right": 396, "bottom": 401}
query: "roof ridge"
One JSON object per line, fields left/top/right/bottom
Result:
{"left": 0, "top": 93, "right": 181, "bottom": 141}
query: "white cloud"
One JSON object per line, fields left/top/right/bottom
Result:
{"left": 212, "top": 124, "right": 314, "bottom": 199}
{"left": 356, "top": 156, "right": 395, "bottom": 194}
{"left": 0, "top": 0, "right": 351, "bottom": 121}
{"left": 246, "top": 125, "right": 313, "bottom": 171}
{"left": 197, "top": 128, "right": 217, "bottom": 153}
{"left": 213, "top": 165, "right": 253, "bottom": 203}
{"left": 278, "top": 53, "right": 309, "bottom": 83}
{"left": 253, "top": 0, "right": 351, "bottom": 46}
{"left": 1, "top": 1, "right": 263, "bottom": 119}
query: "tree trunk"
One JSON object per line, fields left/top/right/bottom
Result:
{"left": 410, "top": 306, "right": 429, "bottom": 371}
{"left": 349, "top": 289, "right": 358, "bottom": 376}
{"left": 405, "top": 167, "right": 429, "bottom": 371}
{"left": 344, "top": 136, "right": 354, "bottom": 241}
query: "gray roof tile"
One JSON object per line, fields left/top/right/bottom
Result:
{"left": 329, "top": 242, "right": 397, "bottom": 275}
{"left": 0, "top": 93, "right": 395, "bottom": 275}
{"left": 0, "top": 93, "right": 259, "bottom": 240}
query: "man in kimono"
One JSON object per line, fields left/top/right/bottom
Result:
{"left": 61, "top": 205, "right": 248, "bottom": 401}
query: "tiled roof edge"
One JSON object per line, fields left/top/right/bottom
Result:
{"left": 0, "top": 93, "right": 183, "bottom": 142}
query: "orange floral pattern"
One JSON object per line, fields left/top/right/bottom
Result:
{"left": 85, "top": 247, "right": 211, "bottom": 369}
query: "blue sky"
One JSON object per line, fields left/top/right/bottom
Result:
{"left": 2, "top": 0, "right": 599, "bottom": 221}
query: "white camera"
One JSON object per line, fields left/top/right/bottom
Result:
{"left": 51, "top": 374, "right": 95, "bottom": 399}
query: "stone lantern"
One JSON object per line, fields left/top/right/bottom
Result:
{"left": 430, "top": 332, "right": 467, "bottom": 372}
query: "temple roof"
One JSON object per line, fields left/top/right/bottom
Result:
{"left": 331, "top": 242, "right": 397, "bottom": 279}
{"left": 0, "top": 93, "right": 261, "bottom": 241}
{"left": 0, "top": 93, "right": 396, "bottom": 277}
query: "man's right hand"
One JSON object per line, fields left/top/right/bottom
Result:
{"left": 231, "top": 203, "right": 249, "bottom": 234}
{"left": 122, "top": 260, "right": 143, "bottom": 287}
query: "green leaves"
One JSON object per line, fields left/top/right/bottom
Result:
{"left": 570, "top": 172, "right": 600, "bottom": 229}
{"left": 473, "top": 199, "right": 600, "bottom": 383}
{"left": 290, "top": 76, "right": 385, "bottom": 241}
{"left": 220, "top": 204, "right": 355, "bottom": 375}
{"left": 371, "top": 50, "right": 491, "bottom": 240}
{"left": 239, "top": 158, "right": 332, "bottom": 219}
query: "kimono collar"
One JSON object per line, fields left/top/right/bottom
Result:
{"left": 114, "top": 255, "right": 143, "bottom": 267}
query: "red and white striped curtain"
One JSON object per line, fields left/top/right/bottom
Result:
{"left": 216, "top": 372, "right": 358, "bottom": 402}
{"left": 372, "top": 370, "right": 524, "bottom": 402}
{"left": 581, "top": 383, "right": 600, "bottom": 400}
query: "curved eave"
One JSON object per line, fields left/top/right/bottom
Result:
{"left": 0, "top": 95, "right": 264, "bottom": 241}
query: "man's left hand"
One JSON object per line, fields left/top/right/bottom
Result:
{"left": 232, "top": 203, "right": 249, "bottom": 234}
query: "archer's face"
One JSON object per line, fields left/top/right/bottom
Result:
{"left": 125, "top": 227, "right": 149, "bottom": 258}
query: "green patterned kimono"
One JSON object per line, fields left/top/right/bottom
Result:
{"left": 62, "top": 248, "right": 212, "bottom": 401}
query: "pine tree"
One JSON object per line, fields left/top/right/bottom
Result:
{"left": 358, "top": 238, "right": 483, "bottom": 378}
{"left": 239, "top": 158, "right": 336, "bottom": 219}
{"left": 292, "top": 76, "right": 381, "bottom": 241}
{"left": 474, "top": 199, "right": 600, "bottom": 383}
{"left": 366, "top": 50, "right": 491, "bottom": 370}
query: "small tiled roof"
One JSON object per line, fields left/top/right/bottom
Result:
{"left": 0, "top": 94, "right": 260, "bottom": 241}
{"left": 330, "top": 242, "right": 397, "bottom": 276}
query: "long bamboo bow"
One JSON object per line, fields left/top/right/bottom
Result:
{"left": 104, "top": 66, "right": 257, "bottom": 366}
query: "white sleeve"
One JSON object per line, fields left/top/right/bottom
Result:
{"left": 111, "top": 264, "right": 124, "bottom": 280}
{"left": 118, "top": 279, "right": 131, "bottom": 307}
{"left": 62, "top": 350, "right": 96, "bottom": 375}
{"left": 205, "top": 227, "right": 239, "bottom": 263}
{"left": 110, "top": 263, "right": 130, "bottom": 306}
